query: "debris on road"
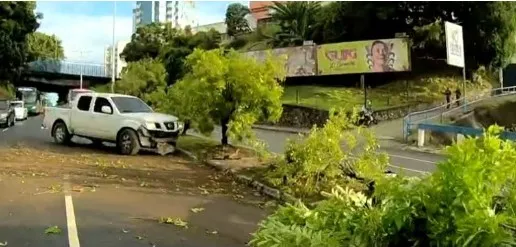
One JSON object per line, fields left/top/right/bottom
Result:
{"left": 44, "top": 226, "right": 62, "bottom": 235}
{"left": 158, "top": 217, "right": 188, "bottom": 228}
{"left": 190, "top": 207, "right": 205, "bottom": 213}
{"left": 206, "top": 230, "right": 218, "bottom": 235}
{"left": 0, "top": 241, "right": 7, "bottom": 246}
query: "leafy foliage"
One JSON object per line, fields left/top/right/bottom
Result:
{"left": 114, "top": 59, "right": 167, "bottom": 104}
{"left": 252, "top": 125, "right": 516, "bottom": 246}
{"left": 167, "top": 48, "right": 286, "bottom": 145}
{"left": 120, "top": 23, "right": 179, "bottom": 62}
{"left": 27, "top": 32, "right": 65, "bottom": 61}
{"left": 160, "top": 29, "right": 221, "bottom": 84}
{"left": 225, "top": 3, "right": 251, "bottom": 37}
{"left": 0, "top": 1, "right": 40, "bottom": 81}
{"left": 264, "top": 108, "right": 388, "bottom": 199}
{"left": 268, "top": 1, "right": 321, "bottom": 47}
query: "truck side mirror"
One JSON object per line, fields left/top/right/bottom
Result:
{"left": 101, "top": 106, "right": 112, "bottom": 114}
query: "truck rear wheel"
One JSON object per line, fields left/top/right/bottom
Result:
{"left": 117, "top": 129, "right": 140, "bottom": 155}
{"left": 52, "top": 122, "right": 71, "bottom": 145}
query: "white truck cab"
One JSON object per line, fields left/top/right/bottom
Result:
{"left": 42, "top": 92, "right": 183, "bottom": 155}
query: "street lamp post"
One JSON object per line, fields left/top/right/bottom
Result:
{"left": 72, "top": 50, "right": 91, "bottom": 89}
{"left": 110, "top": 1, "right": 117, "bottom": 93}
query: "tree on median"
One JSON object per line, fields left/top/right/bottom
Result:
{"left": 169, "top": 48, "right": 287, "bottom": 145}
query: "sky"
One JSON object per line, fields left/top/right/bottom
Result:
{"left": 35, "top": 1, "right": 248, "bottom": 64}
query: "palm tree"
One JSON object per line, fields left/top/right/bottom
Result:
{"left": 268, "top": 1, "right": 321, "bottom": 47}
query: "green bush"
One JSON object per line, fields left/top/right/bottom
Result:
{"left": 251, "top": 125, "right": 516, "bottom": 246}
{"left": 264, "top": 108, "right": 389, "bottom": 199}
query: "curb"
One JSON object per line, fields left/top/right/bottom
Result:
{"left": 177, "top": 148, "right": 297, "bottom": 203}
{"left": 252, "top": 124, "right": 310, "bottom": 134}
{"left": 401, "top": 145, "right": 444, "bottom": 155}
{"left": 252, "top": 124, "right": 397, "bottom": 141}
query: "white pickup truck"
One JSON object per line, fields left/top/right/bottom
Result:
{"left": 42, "top": 92, "right": 184, "bottom": 155}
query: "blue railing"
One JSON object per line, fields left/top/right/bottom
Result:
{"left": 418, "top": 123, "right": 516, "bottom": 141}
{"left": 403, "top": 86, "right": 516, "bottom": 140}
{"left": 27, "top": 60, "right": 110, "bottom": 78}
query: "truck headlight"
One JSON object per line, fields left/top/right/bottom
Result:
{"left": 143, "top": 122, "right": 160, "bottom": 130}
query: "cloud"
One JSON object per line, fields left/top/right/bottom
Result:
{"left": 36, "top": 5, "right": 132, "bottom": 64}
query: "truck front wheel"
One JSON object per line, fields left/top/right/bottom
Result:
{"left": 117, "top": 129, "right": 140, "bottom": 155}
{"left": 52, "top": 122, "right": 71, "bottom": 145}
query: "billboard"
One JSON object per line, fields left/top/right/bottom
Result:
{"left": 244, "top": 46, "right": 316, "bottom": 77}
{"left": 317, "top": 38, "right": 411, "bottom": 75}
{"left": 445, "top": 21, "right": 465, "bottom": 68}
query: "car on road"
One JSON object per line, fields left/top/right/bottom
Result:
{"left": 42, "top": 92, "right": 184, "bottom": 155}
{"left": 0, "top": 99, "right": 15, "bottom": 127}
{"left": 10, "top": 100, "right": 28, "bottom": 121}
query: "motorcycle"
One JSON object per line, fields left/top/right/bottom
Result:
{"left": 357, "top": 111, "right": 378, "bottom": 127}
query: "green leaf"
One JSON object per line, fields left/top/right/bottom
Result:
{"left": 44, "top": 226, "right": 62, "bottom": 235}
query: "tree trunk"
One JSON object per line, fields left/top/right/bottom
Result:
{"left": 221, "top": 117, "right": 229, "bottom": 145}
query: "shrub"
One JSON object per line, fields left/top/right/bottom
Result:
{"left": 251, "top": 125, "right": 516, "bottom": 246}
{"left": 264, "top": 108, "right": 389, "bottom": 199}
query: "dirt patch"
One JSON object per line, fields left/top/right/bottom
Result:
{"left": 0, "top": 144, "right": 276, "bottom": 208}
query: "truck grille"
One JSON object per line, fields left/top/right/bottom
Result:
{"left": 148, "top": 130, "right": 178, "bottom": 139}
{"left": 164, "top": 122, "right": 175, "bottom": 130}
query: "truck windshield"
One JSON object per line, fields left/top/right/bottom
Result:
{"left": 111, "top": 97, "right": 153, "bottom": 113}
{"left": 0, "top": 101, "right": 7, "bottom": 110}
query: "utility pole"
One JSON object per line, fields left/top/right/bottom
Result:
{"left": 111, "top": 1, "right": 117, "bottom": 93}
{"left": 72, "top": 50, "right": 91, "bottom": 89}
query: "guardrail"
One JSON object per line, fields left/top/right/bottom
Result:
{"left": 416, "top": 123, "right": 516, "bottom": 147}
{"left": 403, "top": 86, "right": 516, "bottom": 140}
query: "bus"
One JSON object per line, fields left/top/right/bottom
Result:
{"left": 16, "top": 87, "right": 41, "bottom": 115}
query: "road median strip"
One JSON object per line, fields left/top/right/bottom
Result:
{"left": 176, "top": 147, "right": 297, "bottom": 203}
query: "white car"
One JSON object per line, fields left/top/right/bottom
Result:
{"left": 10, "top": 101, "right": 28, "bottom": 121}
{"left": 42, "top": 92, "right": 184, "bottom": 155}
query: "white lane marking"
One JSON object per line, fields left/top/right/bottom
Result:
{"left": 63, "top": 175, "right": 81, "bottom": 247}
{"left": 387, "top": 164, "right": 430, "bottom": 174}
{"left": 386, "top": 153, "right": 437, "bottom": 164}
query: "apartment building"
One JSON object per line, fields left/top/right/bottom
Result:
{"left": 132, "top": 1, "right": 196, "bottom": 32}
{"left": 104, "top": 40, "right": 130, "bottom": 78}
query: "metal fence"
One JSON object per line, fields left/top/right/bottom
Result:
{"left": 27, "top": 60, "right": 109, "bottom": 78}
{"left": 403, "top": 86, "right": 516, "bottom": 140}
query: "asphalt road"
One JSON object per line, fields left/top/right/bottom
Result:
{"left": 0, "top": 116, "right": 270, "bottom": 247}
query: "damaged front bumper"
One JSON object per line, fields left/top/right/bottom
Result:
{"left": 137, "top": 126, "right": 180, "bottom": 155}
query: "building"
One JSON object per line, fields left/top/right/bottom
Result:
{"left": 249, "top": 1, "right": 277, "bottom": 25}
{"left": 132, "top": 1, "right": 196, "bottom": 32}
{"left": 104, "top": 40, "right": 130, "bottom": 78}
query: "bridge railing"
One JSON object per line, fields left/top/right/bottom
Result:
{"left": 27, "top": 60, "right": 110, "bottom": 78}
{"left": 416, "top": 123, "right": 516, "bottom": 147}
{"left": 403, "top": 86, "right": 516, "bottom": 140}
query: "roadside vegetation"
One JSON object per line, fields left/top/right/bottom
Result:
{"left": 0, "top": 1, "right": 512, "bottom": 245}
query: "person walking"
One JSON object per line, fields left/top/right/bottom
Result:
{"left": 444, "top": 88, "right": 452, "bottom": 109}
{"left": 455, "top": 88, "right": 462, "bottom": 106}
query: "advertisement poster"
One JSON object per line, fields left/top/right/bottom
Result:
{"left": 317, "top": 38, "right": 411, "bottom": 75}
{"left": 244, "top": 46, "right": 316, "bottom": 77}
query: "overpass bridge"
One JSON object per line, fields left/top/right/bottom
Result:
{"left": 19, "top": 59, "right": 118, "bottom": 101}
